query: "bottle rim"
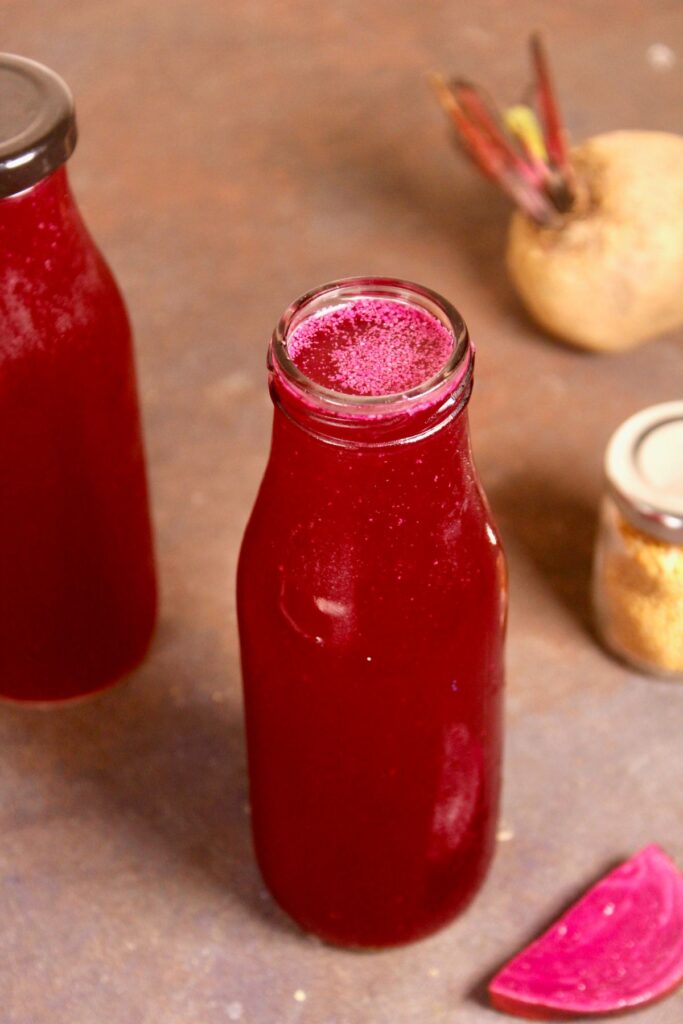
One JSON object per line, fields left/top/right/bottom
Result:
{"left": 270, "top": 276, "right": 472, "bottom": 415}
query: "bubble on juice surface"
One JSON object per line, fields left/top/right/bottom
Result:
{"left": 287, "top": 297, "right": 454, "bottom": 397}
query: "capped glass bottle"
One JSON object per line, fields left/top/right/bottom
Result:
{"left": 0, "top": 54, "right": 156, "bottom": 702}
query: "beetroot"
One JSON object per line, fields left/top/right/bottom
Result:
{"left": 489, "top": 845, "right": 683, "bottom": 1018}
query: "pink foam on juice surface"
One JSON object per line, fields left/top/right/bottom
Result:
{"left": 286, "top": 298, "right": 454, "bottom": 397}
{"left": 489, "top": 845, "right": 683, "bottom": 1018}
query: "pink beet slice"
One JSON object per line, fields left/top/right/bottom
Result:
{"left": 490, "top": 845, "right": 683, "bottom": 1018}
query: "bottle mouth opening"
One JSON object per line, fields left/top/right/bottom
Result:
{"left": 270, "top": 277, "right": 472, "bottom": 415}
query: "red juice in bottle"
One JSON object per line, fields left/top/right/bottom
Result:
{"left": 238, "top": 278, "right": 507, "bottom": 947}
{"left": 0, "top": 55, "right": 156, "bottom": 702}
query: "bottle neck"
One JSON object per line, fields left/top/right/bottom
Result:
{"left": 0, "top": 165, "right": 116, "bottom": 346}
{"left": 267, "top": 400, "right": 478, "bottom": 521}
{"left": 270, "top": 367, "right": 474, "bottom": 448}
{"left": 271, "top": 393, "right": 473, "bottom": 459}
{"left": 0, "top": 166, "right": 81, "bottom": 251}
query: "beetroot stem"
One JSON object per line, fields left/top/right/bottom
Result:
{"left": 453, "top": 81, "right": 533, "bottom": 175}
{"left": 504, "top": 105, "right": 552, "bottom": 188}
{"left": 430, "top": 73, "right": 559, "bottom": 226}
{"left": 530, "top": 32, "right": 576, "bottom": 205}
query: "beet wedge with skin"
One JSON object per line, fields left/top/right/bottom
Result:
{"left": 490, "top": 845, "right": 683, "bottom": 1018}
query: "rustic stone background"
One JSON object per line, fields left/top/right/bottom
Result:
{"left": 2, "top": 2, "right": 682, "bottom": 1021}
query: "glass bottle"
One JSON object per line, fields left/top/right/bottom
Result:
{"left": 0, "top": 55, "right": 157, "bottom": 702}
{"left": 237, "top": 278, "right": 507, "bottom": 947}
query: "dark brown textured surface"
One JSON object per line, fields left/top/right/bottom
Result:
{"left": 2, "top": 3, "right": 683, "bottom": 1021}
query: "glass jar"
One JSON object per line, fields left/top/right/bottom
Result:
{"left": 593, "top": 401, "right": 683, "bottom": 680}
{"left": 237, "top": 278, "right": 507, "bottom": 947}
{"left": 0, "top": 55, "right": 157, "bottom": 702}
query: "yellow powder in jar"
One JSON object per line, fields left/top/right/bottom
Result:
{"left": 600, "top": 514, "right": 683, "bottom": 674}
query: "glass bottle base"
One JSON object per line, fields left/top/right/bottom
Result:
{"left": 256, "top": 843, "right": 495, "bottom": 950}
{"left": 0, "top": 615, "right": 157, "bottom": 707}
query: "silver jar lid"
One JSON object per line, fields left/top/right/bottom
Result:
{"left": 605, "top": 401, "right": 683, "bottom": 544}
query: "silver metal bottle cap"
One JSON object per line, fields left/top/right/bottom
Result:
{"left": 0, "top": 53, "right": 76, "bottom": 198}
